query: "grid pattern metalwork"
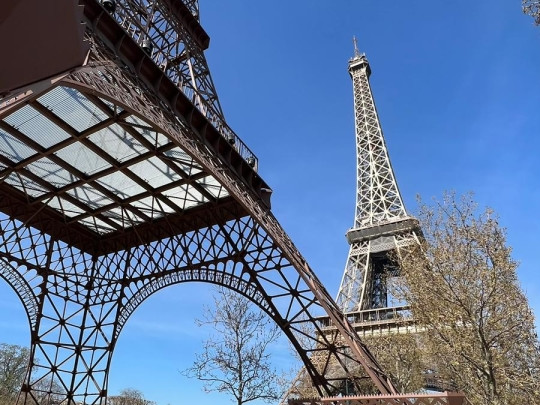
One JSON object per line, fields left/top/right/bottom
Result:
{"left": 0, "top": 2, "right": 398, "bottom": 404}
{"left": 335, "top": 48, "right": 421, "bottom": 313}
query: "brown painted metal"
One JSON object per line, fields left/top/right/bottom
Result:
{"left": 0, "top": 1, "right": 405, "bottom": 404}
{"left": 0, "top": 0, "right": 89, "bottom": 94}
{"left": 288, "top": 392, "right": 466, "bottom": 405}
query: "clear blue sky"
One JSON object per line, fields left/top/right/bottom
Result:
{"left": 1, "top": 1, "right": 539, "bottom": 404}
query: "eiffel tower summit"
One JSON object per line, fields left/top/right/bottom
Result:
{"left": 335, "top": 38, "right": 422, "bottom": 326}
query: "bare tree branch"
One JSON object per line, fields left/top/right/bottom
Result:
{"left": 183, "top": 287, "right": 283, "bottom": 405}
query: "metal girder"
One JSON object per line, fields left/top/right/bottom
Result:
{"left": 0, "top": 2, "right": 397, "bottom": 404}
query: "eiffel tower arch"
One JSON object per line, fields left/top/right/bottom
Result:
{"left": 0, "top": 1, "right": 397, "bottom": 404}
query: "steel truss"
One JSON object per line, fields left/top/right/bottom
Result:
{"left": 0, "top": 1, "right": 397, "bottom": 404}
{"left": 335, "top": 45, "right": 421, "bottom": 313}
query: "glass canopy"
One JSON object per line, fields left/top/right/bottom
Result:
{"left": 0, "top": 85, "right": 229, "bottom": 237}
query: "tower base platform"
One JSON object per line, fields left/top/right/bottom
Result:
{"left": 316, "top": 306, "right": 422, "bottom": 337}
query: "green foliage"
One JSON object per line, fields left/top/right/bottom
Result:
{"left": 0, "top": 343, "right": 30, "bottom": 403}
{"left": 108, "top": 387, "right": 156, "bottom": 405}
{"left": 397, "top": 192, "right": 540, "bottom": 404}
{"left": 362, "top": 333, "right": 426, "bottom": 394}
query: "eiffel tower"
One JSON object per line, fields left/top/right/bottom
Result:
{"left": 0, "top": 2, "right": 399, "bottom": 404}
{"left": 282, "top": 41, "right": 464, "bottom": 404}
{"left": 335, "top": 39, "right": 422, "bottom": 330}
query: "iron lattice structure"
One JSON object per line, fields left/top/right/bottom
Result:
{"left": 0, "top": 1, "right": 398, "bottom": 404}
{"left": 289, "top": 44, "right": 460, "bottom": 400}
{"left": 335, "top": 44, "right": 421, "bottom": 314}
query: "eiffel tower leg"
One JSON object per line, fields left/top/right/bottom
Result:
{"left": 336, "top": 241, "right": 371, "bottom": 313}
{"left": 12, "top": 247, "right": 121, "bottom": 404}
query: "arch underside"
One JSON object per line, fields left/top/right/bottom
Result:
{"left": 0, "top": 210, "right": 366, "bottom": 404}
{"left": 0, "top": 258, "right": 39, "bottom": 333}
{"left": 0, "top": 17, "right": 393, "bottom": 405}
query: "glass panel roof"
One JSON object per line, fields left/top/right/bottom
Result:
{"left": 27, "top": 158, "right": 80, "bottom": 188}
{"left": 163, "top": 148, "right": 202, "bottom": 176}
{"left": 47, "top": 196, "right": 87, "bottom": 217}
{"left": 162, "top": 184, "right": 207, "bottom": 210}
{"left": 4, "top": 105, "right": 71, "bottom": 148}
{"left": 88, "top": 123, "right": 147, "bottom": 163}
{"left": 78, "top": 217, "right": 118, "bottom": 234}
{"left": 0, "top": 85, "right": 228, "bottom": 236}
{"left": 131, "top": 196, "right": 172, "bottom": 217}
{"left": 124, "top": 115, "right": 169, "bottom": 147}
{"left": 37, "top": 87, "right": 108, "bottom": 132}
{"left": 5, "top": 172, "right": 48, "bottom": 198}
{"left": 0, "top": 128, "right": 37, "bottom": 163}
{"left": 96, "top": 172, "right": 146, "bottom": 199}
{"left": 128, "top": 156, "right": 181, "bottom": 188}
{"left": 100, "top": 207, "right": 133, "bottom": 227}
{"left": 67, "top": 184, "right": 113, "bottom": 210}
{"left": 54, "top": 142, "right": 111, "bottom": 175}
{"left": 99, "top": 207, "right": 144, "bottom": 227}
{"left": 99, "top": 97, "right": 123, "bottom": 113}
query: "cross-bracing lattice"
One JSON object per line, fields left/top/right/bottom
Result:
{"left": 335, "top": 47, "right": 421, "bottom": 314}
{"left": 0, "top": 2, "right": 398, "bottom": 404}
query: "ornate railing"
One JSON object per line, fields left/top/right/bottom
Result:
{"left": 317, "top": 306, "right": 413, "bottom": 329}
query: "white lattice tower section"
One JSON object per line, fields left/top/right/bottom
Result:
{"left": 336, "top": 44, "right": 421, "bottom": 313}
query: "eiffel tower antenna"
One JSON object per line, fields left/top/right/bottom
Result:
{"left": 336, "top": 42, "right": 421, "bottom": 314}
{"left": 352, "top": 35, "right": 361, "bottom": 58}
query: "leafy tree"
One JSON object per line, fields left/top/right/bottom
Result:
{"left": 523, "top": 0, "right": 540, "bottom": 24}
{"left": 396, "top": 192, "right": 540, "bottom": 405}
{"left": 183, "top": 287, "right": 282, "bottom": 405}
{"left": 0, "top": 343, "right": 30, "bottom": 403}
{"left": 362, "top": 333, "right": 425, "bottom": 394}
{"left": 108, "top": 388, "right": 156, "bottom": 405}
{"left": 0, "top": 343, "right": 66, "bottom": 405}
{"left": 29, "top": 376, "right": 65, "bottom": 405}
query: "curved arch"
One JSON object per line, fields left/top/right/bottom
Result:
{"left": 115, "top": 268, "right": 274, "bottom": 340}
{"left": 0, "top": 258, "right": 39, "bottom": 333}
{"left": 113, "top": 264, "right": 324, "bottom": 397}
